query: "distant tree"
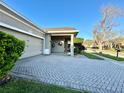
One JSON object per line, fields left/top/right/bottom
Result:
{"left": 114, "top": 37, "right": 124, "bottom": 46}
{"left": 93, "top": 5, "right": 124, "bottom": 51}
{"left": 83, "top": 40, "right": 93, "bottom": 48}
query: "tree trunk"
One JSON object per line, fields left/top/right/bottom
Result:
{"left": 99, "top": 43, "right": 103, "bottom": 52}
{"left": 117, "top": 51, "right": 119, "bottom": 58}
{"left": 110, "top": 43, "right": 113, "bottom": 49}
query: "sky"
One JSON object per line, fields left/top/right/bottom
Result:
{"left": 3, "top": 0, "right": 124, "bottom": 39}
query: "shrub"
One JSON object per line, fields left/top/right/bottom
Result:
{"left": 74, "top": 46, "right": 80, "bottom": 54}
{"left": 0, "top": 31, "right": 25, "bottom": 79}
{"left": 74, "top": 44, "right": 86, "bottom": 55}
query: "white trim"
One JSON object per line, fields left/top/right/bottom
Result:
{"left": 51, "top": 34, "right": 73, "bottom": 36}
{"left": 0, "top": 22, "right": 45, "bottom": 39}
{"left": 0, "top": 1, "right": 46, "bottom": 34}
{"left": 70, "top": 34, "right": 74, "bottom": 56}
{"left": 48, "top": 30, "right": 79, "bottom": 34}
{"left": 43, "top": 39, "right": 46, "bottom": 54}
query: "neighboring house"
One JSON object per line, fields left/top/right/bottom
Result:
{"left": 0, "top": 1, "right": 79, "bottom": 58}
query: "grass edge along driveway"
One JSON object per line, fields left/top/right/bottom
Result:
{"left": 95, "top": 53, "right": 124, "bottom": 61}
{"left": 0, "top": 79, "right": 89, "bottom": 93}
{"left": 82, "top": 52, "right": 104, "bottom": 60}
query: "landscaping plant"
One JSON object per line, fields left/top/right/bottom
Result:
{"left": 0, "top": 31, "right": 25, "bottom": 81}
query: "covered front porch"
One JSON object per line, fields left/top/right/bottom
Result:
{"left": 51, "top": 34, "right": 74, "bottom": 56}
{"left": 44, "top": 27, "right": 79, "bottom": 56}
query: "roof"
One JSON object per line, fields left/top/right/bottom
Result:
{"left": 46, "top": 27, "right": 79, "bottom": 35}
{"left": 46, "top": 27, "right": 77, "bottom": 31}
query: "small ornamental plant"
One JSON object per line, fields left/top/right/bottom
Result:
{"left": 0, "top": 31, "right": 25, "bottom": 84}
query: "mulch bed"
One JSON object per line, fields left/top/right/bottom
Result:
{"left": 0, "top": 75, "right": 12, "bottom": 86}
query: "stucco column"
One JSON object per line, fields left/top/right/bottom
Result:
{"left": 43, "top": 38, "right": 45, "bottom": 54}
{"left": 70, "top": 34, "right": 74, "bottom": 56}
{"left": 44, "top": 34, "right": 51, "bottom": 55}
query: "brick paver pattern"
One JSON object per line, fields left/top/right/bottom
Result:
{"left": 12, "top": 55, "right": 124, "bottom": 93}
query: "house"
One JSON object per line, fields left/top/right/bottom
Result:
{"left": 0, "top": 1, "right": 79, "bottom": 58}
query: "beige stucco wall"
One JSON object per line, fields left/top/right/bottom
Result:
{"left": 0, "top": 27, "right": 43, "bottom": 58}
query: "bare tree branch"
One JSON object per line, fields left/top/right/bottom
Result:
{"left": 93, "top": 4, "right": 124, "bottom": 50}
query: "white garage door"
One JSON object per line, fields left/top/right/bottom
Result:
{"left": 22, "top": 36, "right": 43, "bottom": 58}
{"left": 0, "top": 27, "right": 44, "bottom": 58}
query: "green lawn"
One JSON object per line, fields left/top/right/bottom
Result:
{"left": 0, "top": 79, "right": 88, "bottom": 93}
{"left": 121, "top": 49, "right": 124, "bottom": 53}
{"left": 95, "top": 53, "right": 124, "bottom": 61}
{"left": 82, "top": 52, "right": 104, "bottom": 60}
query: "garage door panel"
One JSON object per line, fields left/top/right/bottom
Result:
{"left": 21, "top": 36, "right": 43, "bottom": 58}
{"left": 0, "top": 27, "right": 43, "bottom": 58}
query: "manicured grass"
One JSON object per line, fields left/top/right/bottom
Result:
{"left": 0, "top": 79, "right": 88, "bottom": 93}
{"left": 121, "top": 49, "right": 124, "bottom": 52}
{"left": 95, "top": 53, "right": 124, "bottom": 61}
{"left": 81, "top": 52, "right": 104, "bottom": 60}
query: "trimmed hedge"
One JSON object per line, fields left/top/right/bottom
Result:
{"left": 0, "top": 31, "right": 25, "bottom": 79}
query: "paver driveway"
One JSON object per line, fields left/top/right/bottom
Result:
{"left": 12, "top": 54, "right": 124, "bottom": 93}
